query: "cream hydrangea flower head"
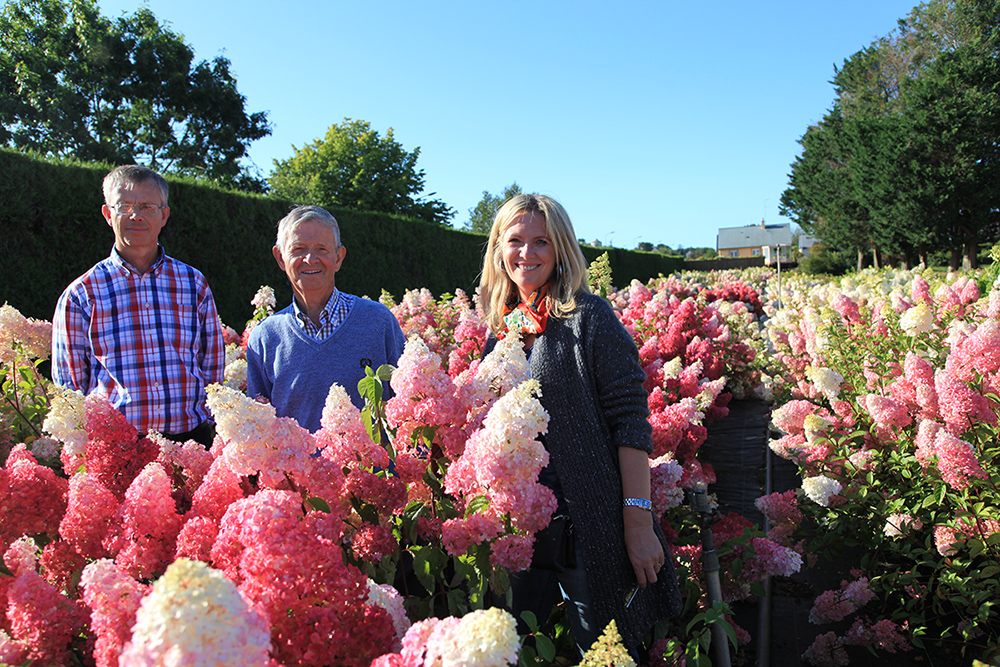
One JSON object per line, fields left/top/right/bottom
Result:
{"left": 900, "top": 302, "right": 934, "bottom": 336}
{"left": 119, "top": 558, "right": 271, "bottom": 667}
{"left": 802, "top": 475, "right": 842, "bottom": 507}
{"left": 805, "top": 366, "right": 844, "bottom": 401}
{"left": 42, "top": 385, "right": 87, "bottom": 462}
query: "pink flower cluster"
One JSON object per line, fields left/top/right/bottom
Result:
{"left": 388, "top": 288, "right": 487, "bottom": 377}
{"left": 614, "top": 277, "right": 763, "bottom": 478}
{"left": 809, "top": 575, "right": 876, "bottom": 625}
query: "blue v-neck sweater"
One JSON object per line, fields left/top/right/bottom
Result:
{"left": 246, "top": 297, "right": 405, "bottom": 432}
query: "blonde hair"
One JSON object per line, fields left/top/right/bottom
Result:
{"left": 480, "top": 194, "right": 590, "bottom": 334}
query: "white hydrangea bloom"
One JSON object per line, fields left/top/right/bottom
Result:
{"left": 42, "top": 385, "right": 87, "bottom": 460}
{"left": 119, "top": 558, "right": 271, "bottom": 667}
{"left": 448, "top": 607, "right": 519, "bottom": 667}
{"left": 475, "top": 333, "right": 530, "bottom": 395}
{"left": 802, "top": 475, "right": 842, "bottom": 507}
{"left": 223, "top": 357, "right": 247, "bottom": 391}
{"left": 805, "top": 366, "right": 844, "bottom": 401}
{"left": 899, "top": 302, "right": 934, "bottom": 336}
{"left": 662, "top": 356, "right": 684, "bottom": 380}
{"left": 250, "top": 285, "right": 276, "bottom": 312}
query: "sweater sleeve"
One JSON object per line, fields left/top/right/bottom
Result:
{"left": 584, "top": 296, "right": 654, "bottom": 453}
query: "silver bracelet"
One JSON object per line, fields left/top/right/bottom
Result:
{"left": 622, "top": 497, "right": 653, "bottom": 511}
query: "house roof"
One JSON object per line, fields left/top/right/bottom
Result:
{"left": 717, "top": 223, "right": 793, "bottom": 250}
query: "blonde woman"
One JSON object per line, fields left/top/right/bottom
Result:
{"left": 481, "top": 194, "right": 681, "bottom": 655}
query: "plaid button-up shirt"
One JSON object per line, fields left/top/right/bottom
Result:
{"left": 52, "top": 246, "right": 226, "bottom": 435}
{"left": 292, "top": 288, "right": 356, "bottom": 341}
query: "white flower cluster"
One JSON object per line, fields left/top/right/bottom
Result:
{"left": 805, "top": 365, "right": 844, "bottom": 401}
{"left": 899, "top": 302, "right": 935, "bottom": 336}
{"left": 223, "top": 350, "right": 247, "bottom": 391}
{"left": 250, "top": 285, "right": 276, "bottom": 312}
{"left": 475, "top": 333, "right": 529, "bottom": 396}
{"left": 802, "top": 475, "right": 842, "bottom": 507}
{"left": 431, "top": 607, "right": 519, "bottom": 667}
{"left": 119, "top": 558, "right": 271, "bottom": 667}
{"left": 42, "top": 386, "right": 87, "bottom": 463}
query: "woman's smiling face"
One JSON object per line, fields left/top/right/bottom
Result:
{"left": 502, "top": 210, "right": 555, "bottom": 302}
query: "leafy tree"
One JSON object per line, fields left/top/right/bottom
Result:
{"left": 0, "top": 0, "right": 271, "bottom": 190}
{"left": 464, "top": 182, "right": 523, "bottom": 233}
{"left": 636, "top": 241, "right": 654, "bottom": 252}
{"left": 782, "top": 0, "right": 1000, "bottom": 270}
{"left": 268, "top": 118, "right": 454, "bottom": 225}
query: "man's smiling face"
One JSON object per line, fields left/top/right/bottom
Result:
{"left": 272, "top": 218, "right": 346, "bottom": 309}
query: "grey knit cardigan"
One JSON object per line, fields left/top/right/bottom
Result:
{"left": 486, "top": 292, "right": 682, "bottom": 650}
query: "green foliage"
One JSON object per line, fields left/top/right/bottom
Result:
{"left": 268, "top": 118, "right": 454, "bottom": 225}
{"left": 0, "top": 0, "right": 271, "bottom": 191}
{"left": 587, "top": 252, "right": 614, "bottom": 299}
{"left": 781, "top": 0, "right": 1000, "bottom": 269}
{"left": 798, "top": 245, "right": 853, "bottom": 276}
{"left": 0, "top": 149, "right": 682, "bottom": 329}
{"left": 464, "top": 182, "right": 523, "bottom": 234}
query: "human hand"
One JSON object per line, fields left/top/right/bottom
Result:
{"left": 623, "top": 507, "right": 665, "bottom": 588}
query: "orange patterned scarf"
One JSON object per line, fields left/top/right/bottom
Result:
{"left": 498, "top": 285, "right": 550, "bottom": 340}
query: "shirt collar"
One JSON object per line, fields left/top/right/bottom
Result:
{"left": 110, "top": 244, "right": 165, "bottom": 276}
{"left": 293, "top": 288, "right": 341, "bottom": 327}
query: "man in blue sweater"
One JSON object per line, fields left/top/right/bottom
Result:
{"left": 246, "top": 205, "right": 406, "bottom": 432}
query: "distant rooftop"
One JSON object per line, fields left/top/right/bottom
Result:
{"left": 717, "top": 222, "right": 793, "bottom": 250}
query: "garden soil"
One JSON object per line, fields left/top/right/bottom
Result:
{"left": 700, "top": 399, "right": 969, "bottom": 667}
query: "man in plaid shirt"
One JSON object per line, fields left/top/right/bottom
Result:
{"left": 51, "top": 165, "right": 225, "bottom": 447}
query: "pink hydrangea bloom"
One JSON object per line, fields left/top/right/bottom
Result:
{"left": 858, "top": 394, "right": 912, "bottom": 432}
{"left": 211, "top": 490, "right": 394, "bottom": 667}
{"left": 843, "top": 618, "right": 911, "bottom": 653}
{"left": 933, "top": 430, "right": 988, "bottom": 490}
{"left": 0, "top": 446, "right": 69, "bottom": 544}
{"left": 802, "top": 631, "right": 848, "bottom": 667}
{"left": 110, "top": 462, "right": 183, "bottom": 580}
{"left": 754, "top": 490, "right": 802, "bottom": 530}
{"left": 809, "top": 576, "right": 874, "bottom": 624}
{"left": 84, "top": 394, "right": 159, "bottom": 499}
{"left": 174, "top": 515, "right": 220, "bottom": 563}
{"left": 80, "top": 559, "right": 149, "bottom": 667}
{"left": 316, "top": 384, "right": 390, "bottom": 472}
{"left": 771, "top": 400, "right": 825, "bottom": 436}
{"left": 934, "top": 369, "right": 997, "bottom": 433}
{"left": 3, "top": 537, "right": 37, "bottom": 576}
{"left": 60, "top": 472, "right": 119, "bottom": 559}
{"left": 6, "top": 570, "right": 88, "bottom": 665}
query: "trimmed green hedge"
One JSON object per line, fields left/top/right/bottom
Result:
{"left": 0, "top": 149, "right": 682, "bottom": 328}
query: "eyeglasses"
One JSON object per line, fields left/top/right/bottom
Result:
{"left": 109, "top": 202, "right": 166, "bottom": 216}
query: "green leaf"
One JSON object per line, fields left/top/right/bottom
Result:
{"left": 535, "top": 635, "right": 556, "bottom": 662}
{"left": 519, "top": 610, "right": 539, "bottom": 633}
{"left": 305, "top": 497, "right": 331, "bottom": 513}
{"left": 465, "top": 495, "right": 490, "bottom": 518}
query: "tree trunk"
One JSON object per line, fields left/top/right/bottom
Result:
{"left": 964, "top": 241, "right": 978, "bottom": 270}
{"left": 857, "top": 247, "right": 864, "bottom": 272}
{"left": 872, "top": 246, "right": 881, "bottom": 270}
{"left": 950, "top": 247, "right": 962, "bottom": 272}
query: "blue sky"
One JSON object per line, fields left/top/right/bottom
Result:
{"left": 92, "top": 0, "right": 919, "bottom": 250}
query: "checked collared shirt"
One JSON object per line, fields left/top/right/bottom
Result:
{"left": 52, "top": 246, "right": 226, "bottom": 435}
{"left": 292, "top": 288, "right": 356, "bottom": 341}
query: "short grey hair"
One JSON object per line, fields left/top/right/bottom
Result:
{"left": 102, "top": 165, "right": 169, "bottom": 205}
{"left": 275, "top": 205, "right": 341, "bottom": 253}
